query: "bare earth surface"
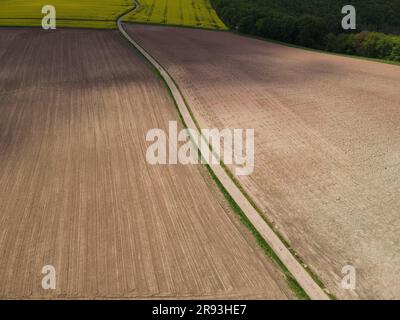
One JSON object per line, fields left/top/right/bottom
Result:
{"left": 125, "top": 25, "right": 400, "bottom": 299}
{"left": 0, "top": 28, "right": 293, "bottom": 299}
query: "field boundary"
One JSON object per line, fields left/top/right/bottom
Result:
{"left": 232, "top": 31, "right": 400, "bottom": 67}
{"left": 117, "top": 1, "right": 330, "bottom": 300}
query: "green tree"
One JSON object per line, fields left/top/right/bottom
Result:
{"left": 295, "top": 15, "right": 328, "bottom": 48}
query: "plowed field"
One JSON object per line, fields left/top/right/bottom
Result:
{"left": 0, "top": 28, "right": 293, "bottom": 299}
{"left": 125, "top": 24, "right": 400, "bottom": 299}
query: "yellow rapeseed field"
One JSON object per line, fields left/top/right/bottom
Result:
{"left": 124, "top": 0, "right": 227, "bottom": 30}
{"left": 0, "top": 0, "right": 132, "bottom": 28}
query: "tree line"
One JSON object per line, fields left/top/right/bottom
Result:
{"left": 211, "top": 0, "right": 400, "bottom": 62}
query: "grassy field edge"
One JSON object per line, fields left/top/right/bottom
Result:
{"left": 118, "top": 18, "right": 330, "bottom": 298}
{"left": 144, "top": 52, "right": 310, "bottom": 299}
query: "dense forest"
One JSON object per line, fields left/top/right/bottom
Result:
{"left": 212, "top": 0, "right": 400, "bottom": 62}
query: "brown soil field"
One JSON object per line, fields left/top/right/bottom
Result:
{"left": 0, "top": 28, "right": 294, "bottom": 299}
{"left": 125, "top": 25, "right": 400, "bottom": 299}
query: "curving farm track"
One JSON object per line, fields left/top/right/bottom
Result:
{"left": 117, "top": 13, "right": 328, "bottom": 299}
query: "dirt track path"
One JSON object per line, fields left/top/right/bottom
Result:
{"left": 118, "top": 20, "right": 329, "bottom": 300}
{"left": 124, "top": 25, "right": 400, "bottom": 299}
